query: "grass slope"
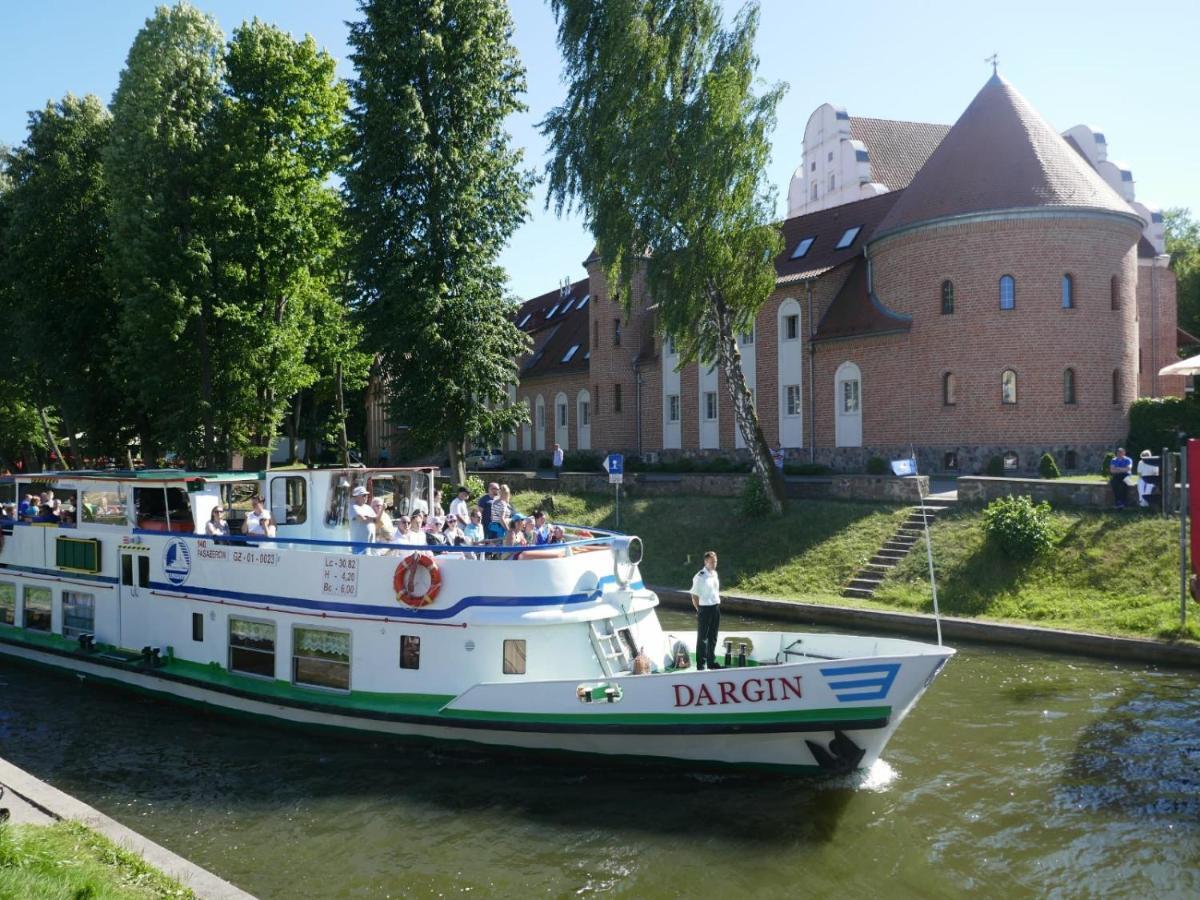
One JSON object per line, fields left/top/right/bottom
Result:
{"left": 0, "top": 820, "right": 195, "bottom": 899}
{"left": 513, "top": 490, "right": 1197, "bottom": 642}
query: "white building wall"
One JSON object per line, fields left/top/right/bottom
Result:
{"left": 1062, "top": 123, "right": 1163, "bottom": 252}
{"left": 699, "top": 362, "right": 720, "bottom": 450}
{"left": 787, "top": 103, "right": 887, "bottom": 217}
{"left": 662, "top": 339, "right": 681, "bottom": 449}
{"left": 777, "top": 299, "right": 804, "bottom": 448}
{"left": 734, "top": 330, "right": 756, "bottom": 450}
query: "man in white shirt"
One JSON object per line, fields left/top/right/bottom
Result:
{"left": 552, "top": 443, "right": 564, "bottom": 477}
{"left": 689, "top": 550, "right": 721, "bottom": 670}
{"left": 449, "top": 486, "right": 472, "bottom": 525}
{"left": 349, "top": 485, "right": 376, "bottom": 554}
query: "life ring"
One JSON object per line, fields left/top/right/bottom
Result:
{"left": 393, "top": 553, "right": 442, "bottom": 608}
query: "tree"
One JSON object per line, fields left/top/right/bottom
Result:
{"left": 0, "top": 95, "right": 127, "bottom": 465}
{"left": 344, "top": 0, "right": 532, "bottom": 486}
{"left": 542, "top": 0, "right": 788, "bottom": 513}
{"left": 206, "top": 19, "right": 353, "bottom": 466}
{"left": 106, "top": 2, "right": 226, "bottom": 465}
{"left": 1165, "top": 207, "right": 1200, "bottom": 344}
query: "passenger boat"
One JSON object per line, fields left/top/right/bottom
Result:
{"left": 0, "top": 467, "right": 953, "bottom": 774}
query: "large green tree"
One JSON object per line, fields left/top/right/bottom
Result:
{"left": 1165, "top": 207, "right": 1200, "bottom": 346}
{"left": 344, "top": 0, "right": 532, "bottom": 484}
{"left": 0, "top": 94, "right": 127, "bottom": 465}
{"left": 106, "top": 2, "right": 226, "bottom": 464}
{"left": 207, "top": 19, "right": 354, "bottom": 466}
{"left": 543, "top": 0, "right": 788, "bottom": 512}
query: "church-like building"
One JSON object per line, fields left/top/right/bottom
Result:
{"left": 370, "top": 74, "right": 1184, "bottom": 474}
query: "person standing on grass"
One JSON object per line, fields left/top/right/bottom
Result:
{"left": 1109, "top": 447, "right": 1133, "bottom": 510}
{"left": 690, "top": 551, "right": 722, "bottom": 670}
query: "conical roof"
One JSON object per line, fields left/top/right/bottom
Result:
{"left": 875, "top": 74, "right": 1138, "bottom": 237}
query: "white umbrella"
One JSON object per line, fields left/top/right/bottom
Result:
{"left": 1158, "top": 353, "right": 1200, "bottom": 377}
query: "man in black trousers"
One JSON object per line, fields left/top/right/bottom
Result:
{"left": 690, "top": 550, "right": 722, "bottom": 670}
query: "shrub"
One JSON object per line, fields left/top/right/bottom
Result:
{"left": 739, "top": 474, "right": 772, "bottom": 518}
{"left": 674, "top": 457, "right": 696, "bottom": 473}
{"left": 563, "top": 450, "right": 601, "bottom": 471}
{"left": 983, "top": 495, "right": 1055, "bottom": 559}
{"left": 985, "top": 456, "right": 1005, "bottom": 477}
{"left": 865, "top": 456, "right": 887, "bottom": 475}
{"left": 462, "top": 474, "right": 485, "bottom": 500}
{"left": 703, "top": 456, "right": 735, "bottom": 473}
{"left": 783, "top": 462, "right": 832, "bottom": 476}
{"left": 1126, "top": 396, "right": 1200, "bottom": 456}
{"left": 1038, "top": 452, "right": 1061, "bottom": 479}
{"left": 536, "top": 457, "right": 551, "bottom": 469}
{"left": 1100, "top": 452, "right": 1114, "bottom": 478}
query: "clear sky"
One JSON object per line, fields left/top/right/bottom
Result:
{"left": 3, "top": 0, "right": 1197, "bottom": 301}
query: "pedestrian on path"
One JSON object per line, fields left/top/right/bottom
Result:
{"left": 552, "top": 443, "right": 564, "bottom": 477}
{"left": 690, "top": 550, "right": 722, "bottom": 670}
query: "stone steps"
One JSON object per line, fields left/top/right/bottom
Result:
{"left": 842, "top": 499, "right": 956, "bottom": 600}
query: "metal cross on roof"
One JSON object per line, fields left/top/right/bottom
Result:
{"left": 985, "top": 53, "right": 999, "bottom": 75}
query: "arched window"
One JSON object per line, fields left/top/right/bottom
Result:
{"left": 1061, "top": 274, "right": 1074, "bottom": 309}
{"left": 1001, "top": 369, "right": 1017, "bottom": 404}
{"left": 1063, "top": 368, "right": 1077, "bottom": 404}
{"left": 941, "top": 280, "right": 955, "bottom": 315}
{"left": 942, "top": 372, "right": 956, "bottom": 406}
{"left": 1110, "top": 275, "right": 1119, "bottom": 310}
{"left": 999, "top": 275, "right": 1015, "bottom": 310}
{"left": 1112, "top": 369, "right": 1121, "bottom": 404}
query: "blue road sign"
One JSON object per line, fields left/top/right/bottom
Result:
{"left": 604, "top": 453, "right": 624, "bottom": 475}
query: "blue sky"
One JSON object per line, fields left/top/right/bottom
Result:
{"left": 3, "top": 1, "right": 1197, "bottom": 300}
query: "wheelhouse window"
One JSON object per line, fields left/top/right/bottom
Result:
{"left": 23, "top": 585, "right": 51, "bottom": 632}
{"left": 400, "top": 635, "right": 421, "bottom": 670}
{"left": 270, "top": 476, "right": 307, "bottom": 526}
{"left": 941, "top": 280, "right": 955, "bottom": 315}
{"left": 133, "top": 486, "right": 191, "bottom": 530}
{"left": 293, "top": 626, "right": 350, "bottom": 690}
{"left": 503, "top": 639, "right": 526, "bottom": 675}
{"left": 229, "top": 617, "right": 276, "bottom": 678}
{"left": 1062, "top": 274, "right": 1074, "bottom": 309}
{"left": 0, "top": 582, "right": 14, "bottom": 626}
{"left": 1001, "top": 369, "right": 1018, "bottom": 404}
{"left": 942, "top": 372, "right": 957, "bottom": 406}
{"left": 785, "top": 385, "right": 802, "bottom": 416}
{"left": 784, "top": 314, "right": 800, "bottom": 340}
{"left": 1064, "top": 368, "right": 1077, "bottom": 405}
{"left": 62, "top": 591, "right": 94, "bottom": 638}
{"left": 999, "top": 275, "right": 1015, "bottom": 310}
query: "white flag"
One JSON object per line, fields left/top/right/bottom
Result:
{"left": 891, "top": 457, "right": 918, "bottom": 476}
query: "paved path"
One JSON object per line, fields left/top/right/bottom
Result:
{"left": 0, "top": 756, "right": 254, "bottom": 899}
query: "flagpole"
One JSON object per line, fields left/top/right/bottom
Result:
{"left": 907, "top": 447, "right": 942, "bottom": 646}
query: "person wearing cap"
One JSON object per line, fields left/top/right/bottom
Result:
{"left": 449, "top": 486, "right": 471, "bottom": 526}
{"left": 349, "top": 485, "right": 376, "bottom": 553}
{"left": 690, "top": 551, "right": 722, "bottom": 670}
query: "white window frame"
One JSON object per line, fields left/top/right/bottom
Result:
{"left": 667, "top": 394, "right": 680, "bottom": 422}
{"left": 785, "top": 384, "right": 802, "bottom": 417}
{"left": 704, "top": 391, "right": 718, "bottom": 421}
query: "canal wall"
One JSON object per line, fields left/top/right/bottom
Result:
{"left": 0, "top": 756, "right": 254, "bottom": 900}
{"left": 651, "top": 587, "right": 1200, "bottom": 670}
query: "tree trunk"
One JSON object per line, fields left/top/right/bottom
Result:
{"left": 709, "top": 290, "right": 786, "bottom": 515}
{"left": 38, "top": 407, "right": 66, "bottom": 472}
{"left": 448, "top": 439, "right": 467, "bottom": 487}
{"left": 336, "top": 361, "right": 350, "bottom": 467}
{"left": 197, "top": 293, "right": 215, "bottom": 469}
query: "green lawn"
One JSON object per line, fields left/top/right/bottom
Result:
{"left": 0, "top": 820, "right": 195, "bottom": 899}
{"left": 513, "top": 490, "right": 1199, "bottom": 643}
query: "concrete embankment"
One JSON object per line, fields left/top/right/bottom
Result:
{"left": 0, "top": 755, "right": 254, "bottom": 899}
{"left": 652, "top": 586, "right": 1200, "bottom": 670}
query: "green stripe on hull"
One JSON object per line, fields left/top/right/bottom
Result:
{"left": 440, "top": 705, "right": 889, "bottom": 726}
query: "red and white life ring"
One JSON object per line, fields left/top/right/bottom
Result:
{"left": 393, "top": 553, "right": 442, "bottom": 608}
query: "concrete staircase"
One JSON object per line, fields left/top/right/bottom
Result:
{"left": 842, "top": 501, "right": 955, "bottom": 599}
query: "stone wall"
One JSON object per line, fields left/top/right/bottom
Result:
{"left": 956, "top": 475, "right": 1112, "bottom": 508}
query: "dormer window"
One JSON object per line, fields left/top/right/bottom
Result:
{"left": 546, "top": 303, "right": 560, "bottom": 319}
{"left": 790, "top": 237, "right": 815, "bottom": 260}
{"left": 517, "top": 314, "right": 531, "bottom": 328}
{"left": 576, "top": 294, "right": 590, "bottom": 309}
{"left": 562, "top": 345, "right": 580, "bottom": 363}
{"left": 561, "top": 298, "right": 575, "bottom": 314}
{"left": 835, "top": 226, "right": 862, "bottom": 250}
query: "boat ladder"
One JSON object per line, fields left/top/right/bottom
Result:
{"left": 589, "top": 620, "right": 632, "bottom": 677}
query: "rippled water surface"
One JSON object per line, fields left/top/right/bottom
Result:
{"left": 1, "top": 612, "right": 1198, "bottom": 898}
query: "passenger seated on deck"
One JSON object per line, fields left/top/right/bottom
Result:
{"left": 442, "top": 515, "right": 464, "bottom": 545}
{"left": 503, "top": 518, "right": 526, "bottom": 549}
{"left": 548, "top": 525, "right": 565, "bottom": 544}
{"left": 463, "top": 509, "right": 484, "bottom": 544}
{"left": 57, "top": 508, "right": 75, "bottom": 528}
{"left": 243, "top": 496, "right": 272, "bottom": 537}
{"left": 205, "top": 506, "right": 230, "bottom": 537}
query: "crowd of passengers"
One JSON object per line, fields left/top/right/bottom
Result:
{"left": 348, "top": 482, "right": 566, "bottom": 555}
{"left": 8, "top": 491, "right": 79, "bottom": 525}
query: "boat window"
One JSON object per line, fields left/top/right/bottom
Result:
{"left": 292, "top": 626, "right": 350, "bottom": 690}
{"left": 229, "top": 617, "right": 276, "bottom": 678}
{"left": 25, "top": 482, "right": 77, "bottom": 522}
{"left": 121, "top": 554, "right": 134, "bottom": 586}
{"left": 134, "top": 486, "right": 194, "bottom": 531}
{"left": 221, "top": 482, "right": 261, "bottom": 532}
{"left": 0, "top": 582, "right": 14, "bottom": 625}
{"left": 62, "top": 591, "right": 95, "bottom": 638}
{"left": 270, "top": 476, "right": 307, "bottom": 526}
{"left": 23, "top": 585, "right": 52, "bottom": 632}
{"left": 370, "top": 474, "right": 411, "bottom": 516}
{"left": 138, "top": 555, "right": 149, "bottom": 586}
{"left": 503, "top": 639, "right": 526, "bottom": 675}
{"left": 81, "top": 487, "right": 129, "bottom": 525}
{"left": 0, "top": 483, "right": 15, "bottom": 520}
{"left": 192, "top": 612, "right": 204, "bottom": 642}
{"left": 326, "top": 474, "right": 353, "bottom": 527}
{"left": 400, "top": 635, "right": 420, "bottom": 669}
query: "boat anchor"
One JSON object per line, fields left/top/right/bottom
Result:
{"left": 805, "top": 730, "right": 866, "bottom": 774}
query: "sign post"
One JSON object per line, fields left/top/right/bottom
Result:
{"left": 604, "top": 453, "right": 624, "bottom": 531}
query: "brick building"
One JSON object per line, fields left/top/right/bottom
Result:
{"left": 371, "top": 74, "right": 1185, "bottom": 474}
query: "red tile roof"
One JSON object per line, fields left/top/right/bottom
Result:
{"left": 513, "top": 278, "right": 591, "bottom": 379}
{"left": 811, "top": 257, "right": 912, "bottom": 343}
{"left": 775, "top": 191, "right": 902, "bottom": 284}
{"left": 849, "top": 117, "right": 950, "bottom": 191}
{"left": 876, "top": 75, "right": 1139, "bottom": 238}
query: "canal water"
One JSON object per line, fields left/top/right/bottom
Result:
{"left": 1, "top": 611, "right": 1198, "bottom": 899}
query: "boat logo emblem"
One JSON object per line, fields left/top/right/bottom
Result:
{"left": 819, "top": 663, "right": 900, "bottom": 702}
{"left": 163, "top": 539, "right": 192, "bottom": 586}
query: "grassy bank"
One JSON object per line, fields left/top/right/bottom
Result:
{"left": 513, "top": 490, "right": 1199, "bottom": 642}
{"left": 0, "top": 820, "right": 195, "bottom": 899}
